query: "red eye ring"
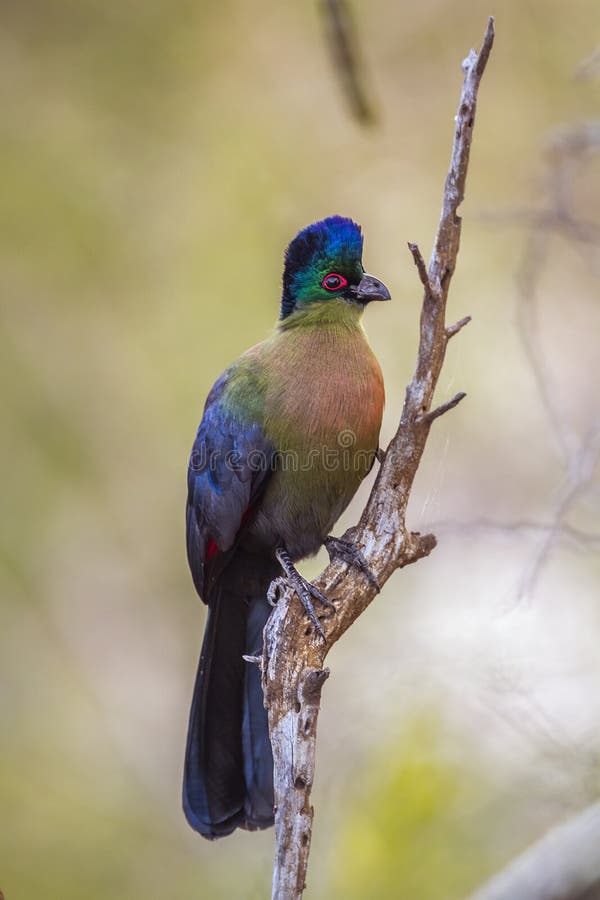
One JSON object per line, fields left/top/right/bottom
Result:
{"left": 322, "top": 272, "right": 348, "bottom": 291}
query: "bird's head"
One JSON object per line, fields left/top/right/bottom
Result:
{"left": 280, "top": 216, "right": 391, "bottom": 321}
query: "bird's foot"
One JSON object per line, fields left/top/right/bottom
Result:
{"left": 324, "top": 536, "right": 380, "bottom": 593}
{"left": 274, "top": 547, "right": 334, "bottom": 641}
{"left": 267, "top": 577, "right": 287, "bottom": 608}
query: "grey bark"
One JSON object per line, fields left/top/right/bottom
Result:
{"left": 262, "top": 18, "right": 495, "bottom": 899}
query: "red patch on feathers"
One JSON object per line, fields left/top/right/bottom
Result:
{"left": 205, "top": 505, "right": 254, "bottom": 562}
{"left": 206, "top": 539, "right": 219, "bottom": 561}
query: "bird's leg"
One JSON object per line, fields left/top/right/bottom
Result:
{"left": 274, "top": 546, "right": 335, "bottom": 641}
{"left": 324, "top": 536, "right": 380, "bottom": 593}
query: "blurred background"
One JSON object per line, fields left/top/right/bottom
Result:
{"left": 1, "top": 1, "right": 599, "bottom": 897}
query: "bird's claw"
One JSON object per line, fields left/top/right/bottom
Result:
{"left": 324, "top": 536, "right": 380, "bottom": 593}
{"left": 292, "top": 576, "right": 333, "bottom": 642}
{"left": 274, "top": 547, "right": 334, "bottom": 642}
{"left": 267, "top": 576, "right": 288, "bottom": 607}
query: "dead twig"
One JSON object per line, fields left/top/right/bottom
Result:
{"left": 263, "top": 17, "right": 494, "bottom": 899}
{"left": 320, "top": 0, "right": 377, "bottom": 124}
{"left": 417, "top": 391, "right": 467, "bottom": 424}
{"left": 446, "top": 314, "right": 472, "bottom": 338}
{"left": 506, "top": 121, "right": 600, "bottom": 598}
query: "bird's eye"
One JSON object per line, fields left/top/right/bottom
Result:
{"left": 322, "top": 273, "right": 348, "bottom": 291}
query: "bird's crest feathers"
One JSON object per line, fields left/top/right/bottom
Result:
{"left": 281, "top": 216, "right": 363, "bottom": 320}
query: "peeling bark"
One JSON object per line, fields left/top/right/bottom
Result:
{"left": 262, "top": 18, "right": 495, "bottom": 899}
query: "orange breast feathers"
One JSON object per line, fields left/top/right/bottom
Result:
{"left": 262, "top": 323, "right": 385, "bottom": 455}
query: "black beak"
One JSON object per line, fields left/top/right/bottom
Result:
{"left": 356, "top": 273, "right": 391, "bottom": 303}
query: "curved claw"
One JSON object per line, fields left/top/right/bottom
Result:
{"left": 306, "top": 582, "right": 335, "bottom": 611}
{"left": 274, "top": 546, "right": 335, "bottom": 642}
{"left": 324, "top": 536, "right": 380, "bottom": 593}
{"left": 267, "top": 576, "right": 287, "bottom": 608}
{"left": 296, "top": 586, "right": 327, "bottom": 642}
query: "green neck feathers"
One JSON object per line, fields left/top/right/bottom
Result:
{"left": 277, "top": 299, "right": 364, "bottom": 332}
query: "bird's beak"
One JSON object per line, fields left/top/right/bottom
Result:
{"left": 356, "top": 273, "right": 391, "bottom": 303}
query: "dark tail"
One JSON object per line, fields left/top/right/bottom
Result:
{"left": 183, "top": 550, "right": 276, "bottom": 839}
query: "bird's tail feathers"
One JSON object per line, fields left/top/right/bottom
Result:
{"left": 183, "top": 551, "right": 276, "bottom": 838}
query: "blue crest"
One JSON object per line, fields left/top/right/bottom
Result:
{"left": 281, "top": 216, "right": 363, "bottom": 319}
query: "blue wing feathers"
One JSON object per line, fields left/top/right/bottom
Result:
{"left": 186, "top": 371, "right": 273, "bottom": 601}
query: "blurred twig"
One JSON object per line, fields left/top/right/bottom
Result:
{"left": 477, "top": 117, "right": 600, "bottom": 600}
{"left": 575, "top": 46, "right": 600, "bottom": 81}
{"left": 468, "top": 800, "right": 600, "bottom": 900}
{"left": 433, "top": 516, "right": 600, "bottom": 549}
{"left": 516, "top": 122, "right": 600, "bottom": 464}
{"left": 518, "top": 420, "right": 600, "bottom": 598}
{"left": 263, "top": 18, "right": 494, "bottom": 899}
{"left": 478, "top": 666, "right": 600, "bottom": 807}
{"left": 320, "top": 0, "right": 377, "bottom": 124}
{"left": 513, "top": 122, "right": 600, "bottom": 598}
{"left": 429, "top": 99, "right": 600, "bottom": 825}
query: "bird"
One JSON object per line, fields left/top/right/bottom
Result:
{"left": 183, "top": 215, "right": 390, "bottom": 839}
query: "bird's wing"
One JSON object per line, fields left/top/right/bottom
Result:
{"left": 186, "top": 371, "right": 274, "bottom": 601}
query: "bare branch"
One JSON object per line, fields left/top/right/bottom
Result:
{"left": 468, "top": 801, "right": 600, "bottom": 900}
{"left": 263, "top": 18, "right": 494, "bottom": 899}
{"left": 446, "top": 314, "right": 472, "bottom": 338}
{"left": 268, "top": 666, "right": 329, "bottom": 899}
{"left": 320, "top": 0, "right": 376, "bottom": 124}
{"left": 575, "top": 46, "right": 600, "bottom": 81}
{"left": 479, "top": 206, "right": 600, "bottom": 243}
{"left": 477, "top": 114, "right": 600, "bottom": 603}
{"left": 513, "top": 121, "right": 600, "bottom": 466}
{"left": 518, "top": 419, "right": 600, "bottom": 599}
{"left": 416, "top": 391, "right": 467, "bottom": 424}
{"left": 432, "top": 515, "right": 600, "bottom": 549}
{"left": 407, "top": 241, "right": 438, "bottom": 302}
{"left": 242, "top": 654, "right": 263, "bottom": 668}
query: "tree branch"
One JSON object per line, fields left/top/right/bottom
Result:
{"left": 320, "top": 0, "right": 377, "bottom": 124}
{"left": 446, "top": 314, "right": 472, "bottom": 338}
{"left": 416, "top": 390, "right": 467, "bottom": 424}
{"left": 468, "top": 801, "right": 600, "bottom": 900}
{"left": 263, "top": 17, "right": 494, "bottom": 899}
